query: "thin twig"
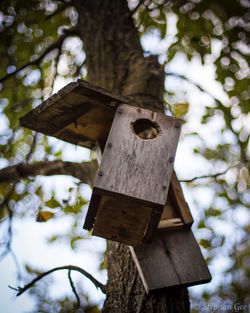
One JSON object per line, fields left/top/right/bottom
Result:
{"left": 9, "top": 249, "right": 23, "bottom": 284}
{"left": 68, "top": 269, "right": 81, "bottom": 309}
{"left": 45, "top": 2, "right": 71, "bottom": 20}
{"left": 165, "top": 71, "right": 225, "bottom": 108}
{"left": 12, "top": 265, "right": 106, "bottom": 296}
{"left": 131, "top": 0, "right": 145, "bottom": 16}
{"left": 25, "top": 133, "right": 38, "bottom": 163}
{"left": 180, "top": 162, "right": 241, "bottom": 183}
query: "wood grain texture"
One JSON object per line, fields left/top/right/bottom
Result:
{"left": 92, "top": 195, "right": 152, "bottom": 246}
{"left": 95, "top": 104, "right": 182, "bottom": 205}
{"left": 84, "top": 104, "right": 182, "bottom": 245}
{"left": 169, "top": 172, "right": 194, "bottom": 225}
{"left": 130, "top": 228, "right": 212, "bottom": 293}
{"left": 84, "top": 188, "right": 162, "bottom": 246}
{"left": 20, "top": 80, "right": 128, "bottom": 149}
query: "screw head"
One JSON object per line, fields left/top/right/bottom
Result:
{"left": 169, "top": 157, "right": 174, "bottom": 163}
{"left": 162, "top": 185, "right": 167, "bottom": 190}
{"left": 98, "top": 171, "right": 104, "bottom": 177}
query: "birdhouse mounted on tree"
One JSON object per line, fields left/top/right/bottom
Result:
{"left": 20, "top": 80, "right": 184, "bottom": 246}
{"left": 20, "top": 79, "right": 211, "bottom": 292}
{"left": 84, "top": 104, "right": 182, "bottom": 246}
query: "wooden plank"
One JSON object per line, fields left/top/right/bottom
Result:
{"left": 130, "top": 228, "right": 212, "bottom": 293}
{"left": 94, "top": 104, "right": 182, "bottom": 206}
{"left": 91, "top": 194, "right": 152, "bottom": 246}
{"left": 20, "top": 80, "right": 128, "bottom": 149}
{"left": 158, "top": 218, "right": 183, "bottom": 229}
{"left": 84, "top": 187, "right": 163, "bottom": 245}
{"left": 168, "top": 172, "right": 194, "bottom": 225}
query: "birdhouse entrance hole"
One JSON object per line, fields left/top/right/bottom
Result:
{"left": 132, "top": 118, "right": 160, "bottom": 140}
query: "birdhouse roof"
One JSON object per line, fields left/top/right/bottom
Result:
{"left": 20, "top": 80, "right": 128, "bottom": 149}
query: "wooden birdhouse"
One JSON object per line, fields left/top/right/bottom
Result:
{"left": 19, "top": 80, "right": 187, "bottom": 246}
{"left": 20, "top": 79, "right": 211, "bottom": 291}
{"left": 83, "top": 104, "right": 183, "bottom": 246}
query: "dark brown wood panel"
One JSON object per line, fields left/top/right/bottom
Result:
{"left": 92, "top": 195, "right": 152, "bottom": 246}
{"left": 131, "top": 228, "right": 212, "bottom": 293}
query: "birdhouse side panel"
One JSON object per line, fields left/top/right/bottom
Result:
{"left": 94, "top": 104, "right": 182, "bottom": 206}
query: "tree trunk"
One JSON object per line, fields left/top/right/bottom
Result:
{"left": 74, "top": 0, "right": 190, "bottom": 312}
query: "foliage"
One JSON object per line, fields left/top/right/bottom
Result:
{"left": 0, "top": 0, "right": 249, "bottom": 312}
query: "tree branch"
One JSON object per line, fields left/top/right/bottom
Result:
{"left": 0, "top": 160, "right": 98, "bottom": 186}
{"left": 165, "top": 71, "right": 225, "bottom": 108}
{"left": 180, "top": 162, "right": 241, "bottom": 183}
{"left": 0, "top": 28, "right": 78, "bottom": 84}
{"left": 131, "top": 0, "right": 146, "bottom": 16}
{"left": 11, "top": 265, "right": 106, "bottom": 296}
{"left": 68, "top": 269, "right": 81, "bottom": 308}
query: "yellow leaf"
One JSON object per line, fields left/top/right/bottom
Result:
{"left": 36, "top": 211, "right": 54, "bottom": 222}
{"left": 172, "top": 102, "right": 190, "bottom": 117}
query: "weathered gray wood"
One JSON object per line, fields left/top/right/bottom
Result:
{"left": 20, "top": 80, "right": 128, "bottom": 149}
{"left": 94, "top": 104, "right": 182, "bottom": 205}
{"left": 159, "top": 194, "right": 184, "bottom": 231}
{"left": 169, "top": 172, "right": 194, "bottom": 226}
{"left": 84, "top": 104, "right": 182, "bottom": 245}
{"left": 20, "top": 80, "right": 193, "bottom": 229}
{"left": 130, "top": 228, "right": 212, "bottom": 293}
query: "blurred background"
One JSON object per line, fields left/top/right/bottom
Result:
{"left": 0, "top": 0, "right": 249, "bottom": 312}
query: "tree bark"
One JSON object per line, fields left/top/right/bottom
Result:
{"left": 73, "top": 0, "right": 190, "bottom": 312}
{"left": 0, "top": 160, "right": 97, "bottom": 186}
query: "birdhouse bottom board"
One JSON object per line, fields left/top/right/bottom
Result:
{"left": 130, "top": 227, "right": 212, "bottom": 293}
{"left": 84, "top": 190, "right": 162, "bottom": 246}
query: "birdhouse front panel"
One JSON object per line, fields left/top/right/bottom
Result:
{"left": 95, "top": 104, "right": 182, "bottom": 205}
{"left": 84, "top": 104, "right": 182, "bottom": 246}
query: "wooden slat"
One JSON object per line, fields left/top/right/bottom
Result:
{"left": 168, "top": 172, "right": 194, "bottom": 225}
{"left": 130, "top": 228, "right": 212, "bottom": 293}
{"left": 91, "top": 195, "right": 152, "bottom": 246}
{"left": 158, "top": 218, "right": 183, "bottom": 229}
{"left": 94, "top": 104, "right": 182, "bottom": 206}
{"left": 20, "top": 80, "right": 128, "bottom": 149}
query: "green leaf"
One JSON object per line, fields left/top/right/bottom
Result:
{"left": 64, "top": 196, "right": 88, "bottom": 214}
{"left": 198, "top": 220, "right": 206, "bottom": 229}
{"left": 36, "top": 211, "right": 54, "bottom": 222}
{"left": 172, "top": 102, "right": 190, "bottom": 117}
{"left": 45, "top": 198, "right": 61, "bottom": 209}
{"left": 199, "top": 239, "right": 211, "bottom": 249}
